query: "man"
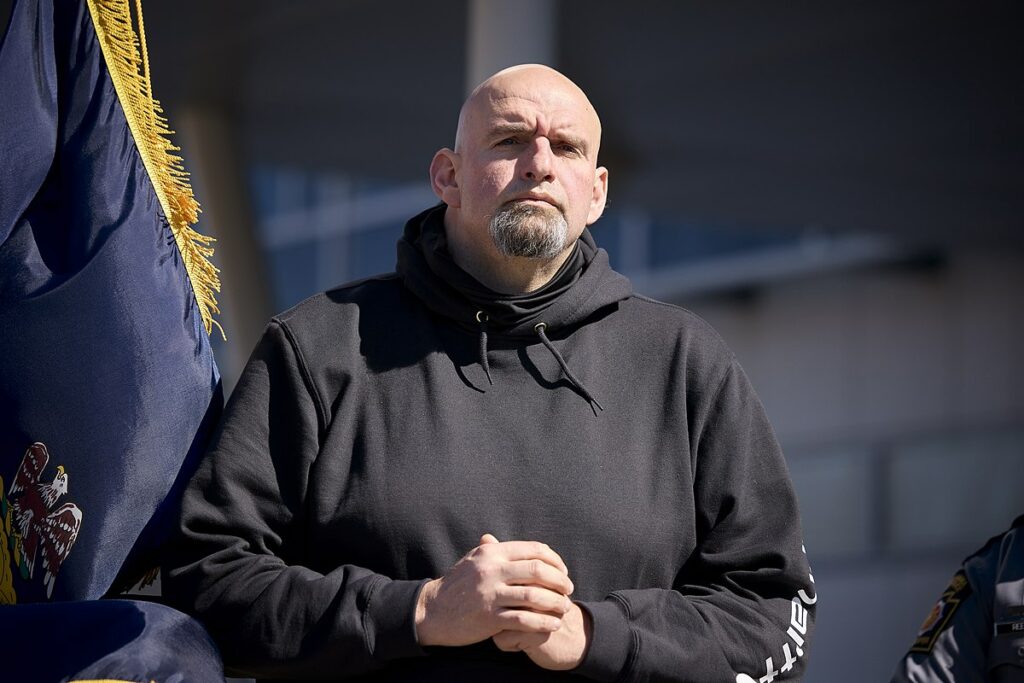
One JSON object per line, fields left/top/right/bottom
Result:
{"left": 167, "top": 64, "right": 816, "bottom": 682}
{"left": 891, "top": 515, "right": 1024, "bottom": 682}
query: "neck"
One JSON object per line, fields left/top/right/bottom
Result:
{"left": 444, "top": 210, "right": 574, "bottom": 294}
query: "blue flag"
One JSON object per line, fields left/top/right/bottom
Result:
{"left": 0, "top": 0, "right": 222, "bottom": 605}
{"left": 2, "top": 599, "right": 224, "bottom": 681}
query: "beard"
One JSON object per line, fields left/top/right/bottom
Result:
{"left": 488, "top": 201, "right": 570, "bottom": 259}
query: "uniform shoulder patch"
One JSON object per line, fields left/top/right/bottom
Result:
{"left": 910, "top": 570, "right": 973, "bottom": 654}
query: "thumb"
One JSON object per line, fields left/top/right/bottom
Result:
{"left": 480, "top": 533, "right": 500, "bottom": 545}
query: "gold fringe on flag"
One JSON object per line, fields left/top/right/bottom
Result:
{"left": 85, "top": 0, "right": 224, "bottom": 338}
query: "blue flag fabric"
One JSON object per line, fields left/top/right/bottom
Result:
{"left": 0, "top": 0, "right": 222, "bottom": 605}
{"left": 2, "top": 599, "right": 226, "bottom": 682}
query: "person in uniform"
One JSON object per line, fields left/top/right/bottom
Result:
{"left": 892, "top": 515, "right": 1024, "bottom": 682}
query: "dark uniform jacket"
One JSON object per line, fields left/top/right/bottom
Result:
{"left": 892, "top": 515, "right": 1024, "bottom": 682}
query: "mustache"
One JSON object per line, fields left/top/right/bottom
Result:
{"left": 490, "top": 200, "right": 563, "bottom": 222}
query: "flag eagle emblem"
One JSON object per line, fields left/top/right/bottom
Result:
{"left": 6, "top": 443, "right": 83, "bottom": 599}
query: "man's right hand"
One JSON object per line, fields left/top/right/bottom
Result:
{"left": 414, "top": 534, "right": 575, "bottom": 647}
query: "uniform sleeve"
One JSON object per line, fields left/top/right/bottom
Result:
{"left": 889, "top": 569, "right": 988, "bottom": 683}
{"left": 164, "top": 321, "right": 428, "bottom": 679}
{"left": 575, "top": 360, "right": 817, "bottom": 682}
{"left": 891, "top": 523, "right": 1024, "bottom": 683}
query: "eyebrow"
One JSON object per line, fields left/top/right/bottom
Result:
{"left": 487, "top": 123, "right": 590, "bottom": 155}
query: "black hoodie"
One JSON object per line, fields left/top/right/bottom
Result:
{"left": 167, "top": 206, "right": 816, "bottom": 682}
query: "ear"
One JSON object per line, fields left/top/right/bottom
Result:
{"left": 586, "top": 166, "right": 609, "bottom": 225}
{"left": 430, "top": 148, "right": 461, "bottom": 208}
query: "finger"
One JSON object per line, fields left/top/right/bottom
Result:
{"left": 480, "top": 533, "right": 500, "bottom": 545}
{"left": 502, "top": 559, "right": 575, "bottom": 595}
{"left": 493, "top": 629, "right": 549, "bottom": 652}
{"left": 492, "top": 541, "right": 569, "bottom": 576}
{"left": 494, "top": 607, "right": 563, "bottom": 634}
{"left": 496, "top": 585, "right": 573, "bottom": 615}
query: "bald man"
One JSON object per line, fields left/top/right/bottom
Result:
{"left": 167, "top": 65, "right": 816, "bottom": 682}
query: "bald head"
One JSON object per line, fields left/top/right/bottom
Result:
{"left": 454, "top": 64, "right": 602, "bottom": 158}
{"left": 429, "top": 63, "right": 610, "bottom": 293}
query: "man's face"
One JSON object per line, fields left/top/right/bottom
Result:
{"left": 447, "top": 68, "right": 608, "bottom": 260}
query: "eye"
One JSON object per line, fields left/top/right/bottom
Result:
{"left": 496, "top": 137, "right": 520, "bottom": 147}
{"left": 556, "top": 142, "right": 581, "bottom": 156}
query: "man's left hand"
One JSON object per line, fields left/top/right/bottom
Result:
{"left": 492, "top": 600, "right": 592, "bottom": 670}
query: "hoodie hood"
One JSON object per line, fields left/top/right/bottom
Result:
{"left": 396, "top": 204, "right": 632, "bottom": 338}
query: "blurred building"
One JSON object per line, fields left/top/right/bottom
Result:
{"left": 5, "top": 1, "right": 1020, "bottom": 680}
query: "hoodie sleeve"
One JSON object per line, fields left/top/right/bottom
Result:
{"left": 575, "top": 359, "right": 817, "bottom": 683}
{"left": 164, "top": 320, "right": 428, "bottom": 679}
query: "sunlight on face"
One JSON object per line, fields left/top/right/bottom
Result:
{"left": 453, "top": 66, "right": 608, "bottom": 260}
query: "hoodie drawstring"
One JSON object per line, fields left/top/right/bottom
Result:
{"left": 474, "top": 313, "right": 603, "bottom": 413}
{"left": 476, "top": 311, "right": 493, "bottom": 385}
{"left": 534, "top": 322, "right": 604, "bottom": 413}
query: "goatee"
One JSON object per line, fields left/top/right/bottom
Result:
{"left": 489, "top": 201, "right": 569, "bottom": 259}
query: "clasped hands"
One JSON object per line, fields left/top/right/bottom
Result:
{"left": 414, "top": 533, "right": 591, "bottom": 670}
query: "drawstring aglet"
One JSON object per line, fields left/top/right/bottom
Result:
{"left": 534, "top": 322, "right": 604, "bottom": 413}
{"left": 476, "top": 310, "right": 493, "bottom": 385}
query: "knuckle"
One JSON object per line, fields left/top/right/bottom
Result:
{"left": 479, "top": 562, "right": 500, "bottom": 582}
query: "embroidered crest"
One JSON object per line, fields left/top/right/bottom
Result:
{"left": 910, "top": 570, "right": 972, "bottom": 653}
{"left": 1, "top": 443, "right": 84, "bottom": 601}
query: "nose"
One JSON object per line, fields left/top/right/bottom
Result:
{"left": 520, "top": 138, "right": 555, "bottom": 183}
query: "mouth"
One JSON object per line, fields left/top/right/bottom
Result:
{"left": 509, "top": 195, "right": 558, "bottom": 208}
